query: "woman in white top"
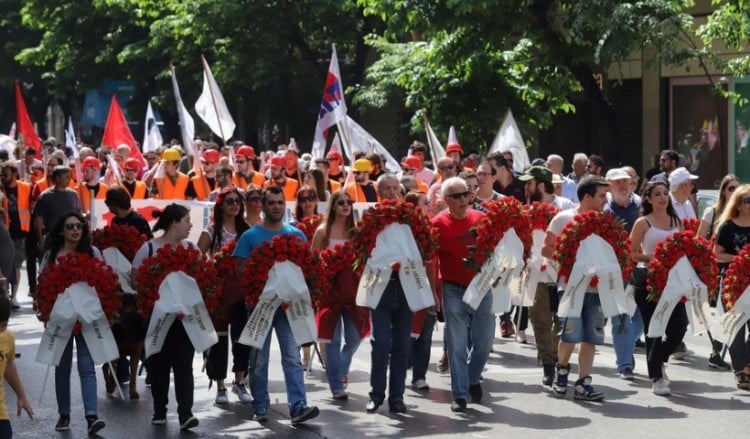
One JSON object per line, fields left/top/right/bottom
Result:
{"left": 311, "top": 190, "right": 361, "bottom": 399}
{"left": 629, "top": 181, "right": 685, "bottom": 396}
{"left": 197, "top": 187, "right": 252, "bottom": 405}
{"left": 131, "top": 203, "right": 200, "bottom": 431}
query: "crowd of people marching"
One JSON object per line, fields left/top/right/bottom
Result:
{"left": 0, "top": 136, "right": 749, "bottom": 437}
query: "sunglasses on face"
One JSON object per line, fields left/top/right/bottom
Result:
{"left": 445, "top": 191, "right": 470, "bottom": 200}
{"left": 727, "top": 185, "right": 739, "bottom": 193}
{"left": 439, "top": 165, "right": 455, "bottom": 171}
{"left": 336, "top": 199, "right": 353, "bottom": 206}
{"left": 223, "top": 198, "right": 242, "bottom": 206}
{"left": 298, "top": 195, "right": 316, "bottom": 203}
{"left": 65, "top": 222, "right": 83, "bottom": 231}
{"left": 246, "top": 195, "right": 262, "bottom": 203}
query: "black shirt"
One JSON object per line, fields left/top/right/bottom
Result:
{"left": 360, "top": 183, "right": 378, "bottom": 202}
{"left": 113, "top": 210, "right": 154, "bottom": 239}
{"left": 4, "top": 186, "right": 23, "bottom": 238}
{"left": 493, "top": 178, "right": 526, "bottom": 203}
{"left": 716, "top": 220, "right": 750, "bottom": 269}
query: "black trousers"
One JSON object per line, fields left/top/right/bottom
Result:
{"left": 205, "top": 301, "right": 251, "bottom": 382}
{"left": 635, "top": 286, "right": 688, "bottom": 380}
{"left": 149, "top": 321, "right": 194, "bottom": 420}
{"left": 729, "top": 323, "right": 750, "bottom": 372}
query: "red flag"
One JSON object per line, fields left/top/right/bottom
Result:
{"left": 101, "top": 95, "right": 146, "bottom": 168}
{"left": 14, "top": 80, "right": 42, "bottom": 158}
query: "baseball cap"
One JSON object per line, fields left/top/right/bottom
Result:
{"left": 518, "top": 166, "right": 553, "bottom": 185}
{"left": 668, "top": 167, "right": 698, "bottom": 188}
{"left": 605, "top": 168, "right": 631, "bottom": 181}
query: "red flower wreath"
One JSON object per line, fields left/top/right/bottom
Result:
{"left": 646, "top": 230, "right": 719, "bottom": 303}
{"left": 553, "top": 210, "right": 632, "bottom": 288}
{"left": 295, "top": 214, "right": 325, "bottom": 242}
{"left": 92, "top": 224, "right": 148, "bottom": 262}
{"left": 722, "top": 245, "right": 750, "bottom": 311}
{"left": 241, "top": 234, "right": 320, "bottom": 309}
{"left": 317, "top": 241, "right": 357, "bottom": 309}
{"left": 682, "top": 218, "right": 701, "bottom": 234}
{"left": 524, "top": 201, "right": 560, "bottom": 231}
{"left": 34, "top": 252, "right": 121, "bottom": 329}
{"left": 213, "top": 240, "right": 237, "bottom": 280}
{"left": 351, "top": 199, "right": 438, "bottom": 273}
{"left": 134, "top": 244, "right": 220, "bottom": 319}
{"left": 465, "top": 198, "right": 533, "bottom": 271}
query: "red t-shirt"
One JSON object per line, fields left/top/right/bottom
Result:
{"left": 431, "top": 208, "right": 486, "bottom": 287}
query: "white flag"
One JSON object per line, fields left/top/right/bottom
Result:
{"left": 346, "top": 116, "right": 400, "bottom": 173}
{"left": 65, "top": 117, "right": 78, "bottom": 159}
{"left": 489, "top": 109, "right": 530, "bottom": 174}
{"left": 8, "top": 123, "right": 16, "bottom": 138}
{"left": 422, "top": 113, "right": 445, "bottom": 167}
{"left": 170, "top": 65, "right": 196, "bottom": 156}
{"left": 142, "top": 100, "right": 163, "bottom": 154}
{"left": 195, "top": 56, "right": 236, "bottom": 142}
{"left": 311, "top": 44, "right": 348, "bottom": 159}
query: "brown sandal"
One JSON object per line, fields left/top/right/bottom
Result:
{"left": 735, "top": 372, "right": 750, "bottom": 391}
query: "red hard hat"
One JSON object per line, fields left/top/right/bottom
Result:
{"left": 82, "top": 156, "right": 100, "bottom": 169}
{"left": 201, "top": 149, "right": 220, "bottom": 164}
{"left": 326, "top": 150, "right": 343, "bottom": 160}
{"left": 445, "top": 142, "right": 464, "bottom": 155}
{"left": 401, "top": 155, "right": 422, "bottom": 169}
{"left": 270, "top": 155, "right": 286, "bottom": 168}
{"left": 124, "top": 158, "right": 140, "bottom": 171}
{"left": 237, "top": 145, "right": 256, "bottom": 159}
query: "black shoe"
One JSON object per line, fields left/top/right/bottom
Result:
{"left": 55, "top": 415, "right": 70, "bottom": 432}
{"left": 542, "top": 363, "right": 556, "bottom": 386}
{"left": 366, "top": 400, "right": 382, "bottom": 413}
{"left": 179, "top": 416, "right": 199, "bottom": 431}
{"left": 151, "top": 413, "right": 167, "bottom": 425}
{"left": 86, "top": 416, "right": 105, "bottom": 435}
{"left": 291, "top": 406, "right": 319, "bottom": 425}
{"left": 450, "top": 398, "right": 467, "bottom": 412}
{"left": 708, "top": 354, "right": 732, "bottom": 371}
{"left": 468, "top": 383, "right": 483, "bottom": 403}
{"left": 635, "top": 339, "right": 646, "bottom": 348}
{"left": 388, "top": 400, "right": 407, "bottom": 413}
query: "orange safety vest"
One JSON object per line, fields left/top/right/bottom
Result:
{"left": 263, "top": 178, "right": 299, "bottom": 201}
{"left": 127, "top": 181, "right": 148, "bottom": 199}
{"left": 77, "top": 183, "right": 108, "bottom": 213}
{"left": 345, "top": 182, "right": 379, "bottom": 203}
{"left": 416, "top": 180, "right": 429, "bottom": 193}
{"left": 15, "top": 181, "right": 31, "bottom": 232}
{"left": 155, "top": 173, "right": 189, "bottom": 200}
{"left": 330, "top": 180, "right": 342, "bottom": 193}
{"left": 190, "top": 174, "right": 218, "bottom": 201}
{"left": 232, "top": 172, "right": 266, "bottom": 190}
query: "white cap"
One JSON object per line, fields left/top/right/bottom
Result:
{"left": 668, "top": 166, "right": 698, "bottom": 188}
{"left": 605, "top": 168, "right": 630, "bottom": 181}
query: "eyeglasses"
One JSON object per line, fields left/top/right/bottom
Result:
{"left": 742, "top": 197, "right": 750, "bottom": 205}
{"left": 223, "top": 198, "right": 241, "bottom": 206}
{"left": 727, "top": 185, "right": 739, "bottom": 193}
{"left": 64, "top": 222, "right": 83, "bottom": 231}
{"left": 439, "top": 165, "right": 455, "bottom": 171}
{"left": 336, "top": 199, "right": 354, "bottom": 206}
{"left": 246, "top": 195, "right": 262, "bottom": 203}
{"left": 466, "top": 184, "right": 479, "bottom": 191}
{"left": 445, "top": 191, "right": 470, "bottom": 200}
{"left": 298, "top": 195, "right": 316, "bottom": 203}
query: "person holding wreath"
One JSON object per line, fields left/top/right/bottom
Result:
{"left": 629, "top": 181, "right": 685, "bottom": 395}
{"left": 311, "top": 190, "right": 363, "bottom": 400}
{"left": 131, "top": 204, "right": 200, "bottom": 430}
{"left": 39, "top": 212, "right": 106, "bottom": 434}
{"left": 197, "top": 187, "right": 251, "bottom": 405}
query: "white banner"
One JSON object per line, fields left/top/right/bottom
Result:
{"left": 356, "top": 223, "right": 434, "bottom": 311}
{"left": 102, "top": 247, "right": 135, "bottom": 294}
{"left": 647, "top": 256, "right": 709, "bottom": 338}
{"left": 36, "top": 282, "right": 119, "bottom": 366}
{"left": 145, "top": 271, "right": 218, "bottom": 358}
{"left": 558, "top": 234, "right": 632, "bottom": 318}
{"left": 713, "top": 284, "right": 750, "bottom": 344}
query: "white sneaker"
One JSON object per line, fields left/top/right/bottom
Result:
{"left": 412, "top": 379, "right": 429, "bottom": 390}
{"left": 517, "top": 330, "right": 527, "bottom": 344}
{"left": 10, "top": 298, "right": 20, "bottom": 309}
{"left": 661, "top": 364, "right": 670, "bottom": 386}
{"left": 215, "top": 388, "right": 228, "bottom": 405}
{"left": 232, "top": 382, "right": 252, "bottom": 404}
{"left": 652, "top": 378, "right": 671, "bottom": 396}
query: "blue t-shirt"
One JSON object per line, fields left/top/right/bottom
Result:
{"left": 233, "top": 223, "right": 307, "bottom": 259}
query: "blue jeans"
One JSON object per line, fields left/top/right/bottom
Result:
{"left": 325, "top": 310, "right": 362, "bottom": 392}
{"left": 369, "top": 278, "right": 413, "bottom": 404}
{"left": 558, "top": 293, "right": 605, "bottom": 345}
{"left": 611, "top": 309, "right": 644, "bottom": 372}
{"left": 411, "top": 312, "right": 436, "bottom": 383}
{"left": 55, "top": 334, "right": 98, "bottom": 417}
{"left": 250, "top": 308, "right": 308, "bottom": 415}
{"left": 443, "top": 282, "right": 494, "bottom": 402}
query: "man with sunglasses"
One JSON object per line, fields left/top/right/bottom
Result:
{"left": 430, "top": 177, "right": 489, "bottom": 412}
{"left": 650, "top": 149, "right": 680, "bottom": 183}
{"left": 346, "top": 159, "right": 378, "bottom": 203}
{"left": 487, "top": 152, "right": 525, "bottom": 203}
{"left": 325, "top": 151, "right": 347, "bottom": 184}
{"left": 233, "top": 186, "right": 319, "bottom": 425}
{"left": 233, "top": 146, "right": 265, "bottom": 190}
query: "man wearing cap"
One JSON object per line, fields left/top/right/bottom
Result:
{"left": 400, "top": 156, "right": 429, "bottom": 193}
{"left": 233, "top": 146, "right": 265, "bottom": 190}
{"left": 445, "top": 142, "right": 464, "bottom": 165}
{"left": 346, "top": 159, "right": 379, "bottom": 203}
{"left": 118, "top": 158, "right": 149, "bottom": 199}
{"left": 263, "top": 155, "right": 299, "bottom": 201}
{"left": 152, "top": 147, "right": 190, "bottom": 200}
{"left": 33, "top": 166, "right": 82, "bottom": 252}
{"left": 487, "top": 152, "right": 525, "bottom": 203}
{"left": 325, "top": 151, "right": 347, "bottom": 184}
{"left": 668, "top": 167, "right": 699, "bottom": 219}
{"left": 409, "top": 141, "right": 436, "bottom": 186}
{"left": 77, "top": 157, "right": 108, "bottom": 214}
{"left": 650, "top": 149, "right": 680, "bottom": 183}
{"left": 519, "top": 166, "right": 576, "bottom": 210}
{"left": 186, "top": 147, "right": 220, "bottom": 201}
{"left": 603, "top": 167, "right": 643, "bottom": 380}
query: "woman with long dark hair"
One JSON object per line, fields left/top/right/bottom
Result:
{"left": 197, "top": 188, "right": 251, "bottom": 405}
{"left": 41, "top": 212, "right": 106, "bottom": 434}
{"left": 294, "top": 185, "right": 319, "bottom": 222}
{"left": 304, "top": 169, "right": 328, "bottom": 201}
{"left": 629, "top": 181, "right": 686, "bottom": 396}
{"left": 311, "top": 190, "right": 361, "bottom": 399}
{"left": 714, "top": 184, "right": 750, "bottom": 390}
{"left": 131, "top": 203, "right": 199, "bottom": 431}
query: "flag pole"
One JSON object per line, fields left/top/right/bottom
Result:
{"left": 336, "top": 121, "right": 353, "bottom": 165}
{"left": 422, "top": 112, "right": 440, "bottom": 168}
{"left": 200, "top": 55, "right": 227, "bottom": 146}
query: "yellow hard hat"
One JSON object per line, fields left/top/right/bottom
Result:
{"left": 353, "top": 158, "right": 372, "bottom": 172}
{"left": 160, "top": 148, "right": 181, "bottom": 162}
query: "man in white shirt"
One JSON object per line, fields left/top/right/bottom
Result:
{"left": 668, "top": 167, "right": 698, "bottom": 219}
